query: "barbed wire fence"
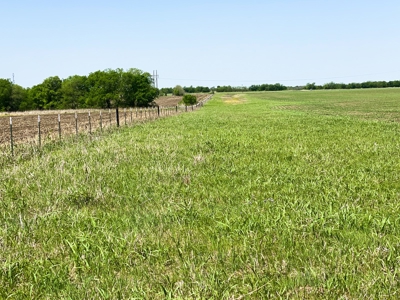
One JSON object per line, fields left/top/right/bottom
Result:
{"left": 1, "top": 95, "right": 213, "bottom": 157}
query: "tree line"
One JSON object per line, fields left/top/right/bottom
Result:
{"left": 2, "top": 71, "right": 400, "bottom": 112}
{"left": 160, "top": 86, "right": 211, "bottom": 96}
{"left": 0, "top": 68, "right": 158, "bottom": 112}
{"left": 305, "top": 80, "right": 400, "bottom": 90}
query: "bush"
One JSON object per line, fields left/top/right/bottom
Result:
{"left": 182, "top": 94, "right": 197, "bottom": 105}
{"left": 173, "top": 85, "right": 185, "bottom": 96}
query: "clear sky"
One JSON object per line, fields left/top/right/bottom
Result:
{"left": 1, "top": 0, "right": 399, "bottom": 88}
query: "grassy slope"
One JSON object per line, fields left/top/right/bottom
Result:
{"left": 1, "top": 89, "right": 400, "bottom": 299}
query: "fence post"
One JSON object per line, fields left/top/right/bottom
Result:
{"left": 38, "top": 115, "right": 41, "bottom": 147}
{"left": 176, "top": 106, "right": 178, "bottom": 113}
{"left": 75, "top": 112, "right": 78, "bottom": 136}
{"left": 124, "top": 108, "right": 127, "bottom": 125}
{"left": 58, "top": 114, "right": 61, "bottom": 140}
{"left": 10, "top": 117, "right": 13, "bottom": 156}
{"left": 130, "top": 108, "right": 133, "bottom": 123}
{"left": 100, "top": 111, "right": 103, "bottom": 132}
{"left": 88, "top": 112, "right": 92, "bottom": 134}
{"left": 116, "top": 108, "right": 120, "bottom": 127}
{"left": 109, "top": 109, "right": 111, "bottom": 127}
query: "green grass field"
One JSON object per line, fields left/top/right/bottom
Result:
{"left": 1, "top": 89, "right": 400, "bottom": 298}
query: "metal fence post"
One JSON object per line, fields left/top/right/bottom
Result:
{"left": 10, "top": 117, "right": 13, "bottom": 156}
{"left": 88, "top": 112, "right": 92, "bottom": 134}
{"left": 100, "top": 111, "right": 103, "bottom": 132}
{"left": 116, "top": 108, "right": 120, "bottom": 127}
{"left": 75, "top": 112, "right": 78, "bottom": 136}
{"left": 38, "top": 115, "right": 41, "bottom": 147}
{"left": 58, "top": 114, "right": 61, "bottom": 140}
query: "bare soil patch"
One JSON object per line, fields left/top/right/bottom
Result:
{"left": 155, "top": 94, "right": 211, "bottom": 107}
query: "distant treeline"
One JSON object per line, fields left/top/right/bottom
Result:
{"left": 0, "top": 68, "right": 158, "bottom": 112}
{"left": 159, "top": 84, "right": 287, "bottom": 95}
{"left": 160, "top": 80, "right": 400, "bottom": 96}
{"left": 304, "top": 80, "right": 400, "bottom": 90}
{"left": 160, "top": 86, "right": 211, "bottom": 95}
{"left": 2, "top": 72, "right": 400, "bottom": 112}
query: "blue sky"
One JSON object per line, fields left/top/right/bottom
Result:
{"left": 1, "top": 0, "right": 399, "bottom": 88}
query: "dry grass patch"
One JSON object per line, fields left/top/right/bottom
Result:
{"left": 222, "top": 94, "right": 247, "bottom": 105}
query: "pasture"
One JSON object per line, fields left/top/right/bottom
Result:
{"left": 1, "top": 89, "right": 400, "bottom": 298}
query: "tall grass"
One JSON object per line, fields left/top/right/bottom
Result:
{"left": 1, "top": 89, "right": 400, "bottom": 298}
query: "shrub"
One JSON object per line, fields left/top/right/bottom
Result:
{"left": 173, "top": 85, "right": 185, "bottom": 96}
{"left": 182, "top": 94, "right": 197, "bottom": 105}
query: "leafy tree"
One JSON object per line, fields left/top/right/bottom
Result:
{"left": 120, "top": 68, "right": 158, "bottom": 107}
{"left": 11, "top": 84, "right": 28, "bottom": 111}
{"left": 173, "top": 85, "right": 185, "bottom": 96}
{"left": 0, "top": 78, "right": 12, "bottom": 111}
{"left": 305, "top": 82, "right": 316, "bottom": 90}
{"left": 160, "top": 87, "right": 173, "bottom": 96}
{"left": 182, "top": 94, "right": 197, "bottom": 105}
{"left": 61, "top": 75, "right": 88, "bottom": 109}
{"left": 42, "top": 76, "right": 62, "bottom": 109}
{"left": 86, "top": 69, "right": 120, "bottom": 108}
{"left": 183, "top": 86, "right": 195, "bottom": 93}
{"left": 86, "top": 68, "right": 158, "bottom": 108}
{"left": 27, "top": 76, "right": 63, "bottom": 110}
{"left": 18, "top": 87, "right": 34, "bottom": 111}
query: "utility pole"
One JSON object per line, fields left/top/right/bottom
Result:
{"left": 152, "top": 70, "right": 159, "bottom": 89}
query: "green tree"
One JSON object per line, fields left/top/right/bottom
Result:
{"left": 11, "top": 84, "right": 28, "bottom": 111}
{"left": 0, "top": 78, "right": 12, "bottom": 111}
{"left": 160, "top": 88, "right": 173, "bottom": 96}
{"left": 86, "top": 68, "right": 158, "bottom": 108}
{"left": 173, "top": 85, "right": 185, "bottom": 96}
{"left": 28, "top": 76, "right": 63, "bottom": 110}
{"left": 182, "top": 94, "right": 197, "bottom": 105}
{"left": 86, "top": 69, "right": 120, "bottom": 108}
{"left": 61, "top": 75, "right": 88, "bottom": 109}
{"left": 120, "top": 68, "right": 158, "bottom": 107}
